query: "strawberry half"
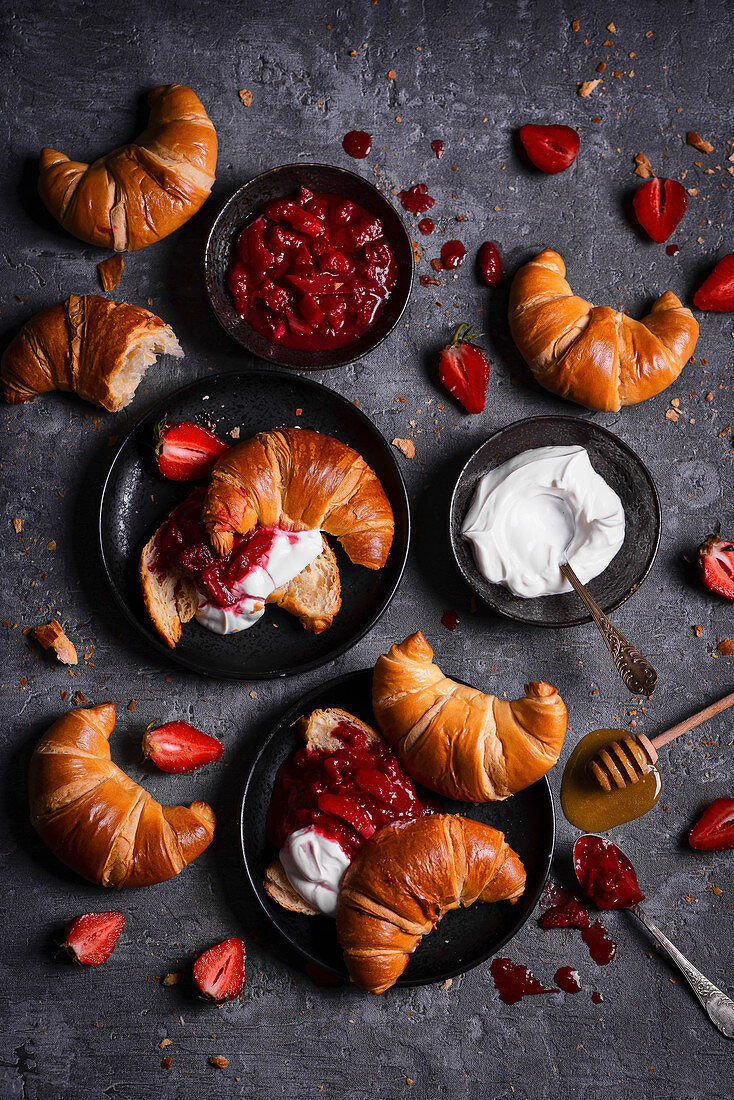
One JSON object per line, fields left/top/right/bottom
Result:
{"left": 61, "top": 911, "right": 125, "bottom": 966}
{"left": 142, "top": 721, "right": 224, "bottom": 774}
{"left": 519, "top": 124, "right": 580, "bottom": 174}
{"left": 155, "top": 421, "right": 229, "bottom": 481}
{"left": 632, "top": 177, "right": 687, "bottom": 243}
{"left": 193, "top": 937, "right": 246, "bottom": 1002}
{"left": 477, "top": 241, "right": 505, "bottom": 287}
{"left": 697, "top": 523, "right": 734, "bottom": 600}
{"left": 693, "top": 253, "right": 734, "bottom": 311}
{"left": 689, "top": 797, "right": 734, "bottom": 850}
{"left": 438, "top": 323, "right": 490, "bottom": 414}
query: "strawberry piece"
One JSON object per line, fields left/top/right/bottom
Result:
{"left": 693, "top": 253, "right": 734, "bottom": 311}
{"left": 192, "top": 937, "right": 246, "bottom": 1002}
{"left": 142, "top": 721, "right": 224, "bottom": 774}
{"left": 689, "top": 797, "right": 734, "bottom": 850}
{"left": 155, "top": 421, "right": 229, "bottom": 482}
{"left": 697, "top": 523, "right": 734, "bottom": 600}
{"left": 519, "top": 124, "right": 580, "bottom": 174}
{"left": 437, "top": 322, "right": 490, "bottom": 414}
{"left": 538, "top": 897, "right": 590, "bottom": 929}
{"left": 477, "top": 241, "right": 504, "bottom": 287}
{"left": 61, "top": 911, "right": 125, "bottom": 966}
{"left": 632, "top": 177, "right": 687, "bottom": 243}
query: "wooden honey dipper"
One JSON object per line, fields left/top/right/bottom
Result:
{"left": 587, "top": 690, "right": 734, "bottom": 791}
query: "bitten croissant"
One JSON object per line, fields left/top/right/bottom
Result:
{"left": 508, "top": 249, "right": 699, "bottom": 411}
{"left": 201, "top": 427, "right": 394, "bottom": 567}
{"left": 372, "top": 631, "right": 567, "bottom": 801}
{"left": 38, "top": 83, "right": 217, "bottom": 252}
{"left": 336, "top": 815, "right": 526, "bottom": 993}
{"left": 28, "top": 703, "right": 215, "bottom": 888}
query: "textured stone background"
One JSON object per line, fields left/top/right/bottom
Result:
{"left": 0, "top": 0, "right": 732, "bottom": 1097}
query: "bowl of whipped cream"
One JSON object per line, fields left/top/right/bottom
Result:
{"left": 449, "top": 416, "right": 661, "bottom": 627}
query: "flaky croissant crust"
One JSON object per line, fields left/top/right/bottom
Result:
{"left": 28, "top": 703, "right": 215, "bottom": 888}
{"left": 508, "top": 249, "right": 699, "bottom": 411}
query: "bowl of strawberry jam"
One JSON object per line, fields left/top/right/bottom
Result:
{"left": 205, "top": 164, "right": 414, "bottom": 369}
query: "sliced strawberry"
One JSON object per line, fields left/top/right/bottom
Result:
{"left": 61, "top": 911, "right": 125, "bottom": 966}
{"left": 632, "top": 177, "right": 687, "bottom": 243}
{"left": 192, "top": 937, "right": 246, "bottom": 1002}
{"left": 437, "top": 322, "right": 490, "bottom": 414}
{"left": 142, "top": 721, "right": 224, "bottom": 774}
{"left": 693, "top": 253, "right": 734, "bottom": 311}
{"left": 155, "top": 421, "right": 229, "bottom": 482}
{"left": 519, "top": 124, "right": 579, "bottom": 174}
{"left": 538, "top": 897, "right": 590, "bottom": 929}
{"left": 689, "top": 797, "right": 734, "bottom": 850}
{"left": 697, "top": 523, "right": 734, "bottom": 600}
{"left": 477, "top": 241, "right": 504, "bottom": 287}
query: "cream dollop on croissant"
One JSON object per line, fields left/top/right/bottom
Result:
{"left": 372, "top": 631, "right": 567, "bottom": 801}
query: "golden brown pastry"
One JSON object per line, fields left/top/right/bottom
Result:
{"left": 336, "top": 814, "right": 525, "bottom": 993}
{"left": 372, "top": 631, "right": 567, "bottom": 802}
{"left": 202, "top": 427, "right": 394, "bottom": 567}
{"left": 28, "top": 703, "right": 215, "bottom": 887}
{"left": 38, "top": 84, "right": 217, "bottom": 252}
{"left": 1, "top": 294, "right": 182, "bottom": 411}
{"left": 508, "top": 249, "right": 699, "bottom": 411}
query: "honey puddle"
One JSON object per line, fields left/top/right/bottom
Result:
{"left": 561, "top": 728, "right": 661, "bottom": 832}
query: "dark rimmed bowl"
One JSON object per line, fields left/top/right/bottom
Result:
{"left": 449, "top": 416, "right": 661, "bottom": 628}
{"left": 204, "top": 163, "right": 414, "bottom": 370}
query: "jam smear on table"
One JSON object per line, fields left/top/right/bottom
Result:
{"left": 267, "top": 721, "right": 425, "bottom": 859}
{"left": 582, "top": 920, "right": 616, "bottom": 965}
{"left": 490, "top": 958, "right": 556, "bottom": 1005}
{"left": 666, "top": 243, "right": 680, "bottom": 256}
{"left": 418, "top": 217, "right": 435, "bottom": 235}
{"left": 398, "top": 184, "right": 435, "bottom": 214}
{"left": 441, "top": 609, "right": 460, "bottom": 631}
{"left": 573, "top": 834, "right": 645, "bottom": 909}
{"left": 440, "top": 240, "right": 467, "bottom": 270}
{"left": 342, "top": 130, "right": 372, "bottom": 159}
{"left": 227, "top": 187, "right": 397, "bottom": 351}
{"left": 430, "top": 139, "right": 445, "bottom": 159}
{"left": 554, "top": 966, "right": 582, "bottom": 994}
{"left": 591, "top": 990, "right": 604, "bottom": 1004}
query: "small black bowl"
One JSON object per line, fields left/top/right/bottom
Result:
{"left": 449, "top": 416, "right": 661, "bottom": 628}
{"left": 204, "top": 163, "right": 414, "bottom": 370}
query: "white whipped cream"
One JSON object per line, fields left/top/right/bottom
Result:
{"left": 195, "top": 527, "right": 322, "bottom": 634}
{"left": 279, "top": 827, "right": 350, "bottom": 916}
{"left": 462, "top": 445, "right": 625, "bottom": 598}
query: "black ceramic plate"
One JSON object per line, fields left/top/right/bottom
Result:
{"left": 99, "top": 371, "right": 410, "bottom": 679}
{"left": 240, "top": 669, "right": 554, "bottom": 986}
{"left": 204, "top": 163, "right": 414, "bottom": 370}
{"left": 449, "top": 416, "right": 661, "bottom": 628}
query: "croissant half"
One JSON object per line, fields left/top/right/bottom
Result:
{"left": 201, "top": 427, "right": 394, "bottom": 567}
{"left": 372, "top": 632, "right": 567, "bottom": 801}
{"left": 28, "top": 703, "right": 215, "bottom": 887}
{"left": 336, "top": 815, "right": 526, "bottom": 993}
{"left": 508, "top": 249, "right": 698, "bottom": 411}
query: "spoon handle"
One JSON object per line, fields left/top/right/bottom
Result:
{"left": 631, "top": 904, "right": 734, "bottom": 1039}
{"left": 559, "top": 561, "right": 658, "bottom": 697}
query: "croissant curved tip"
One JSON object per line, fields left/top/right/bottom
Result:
{"left": 210, "top": 530, "right": 233, "bottom": 556}
{"left": 189, "top": 801, "right": 216, "bottom": 829}
{"left": 39, "top": 148, "right": 69, "bottom": 169}
{"left": 395, "top": 631, "right": 433, "bottom": 662}
{"left": 524, "top": 681, "right": 558, "bottom": 699}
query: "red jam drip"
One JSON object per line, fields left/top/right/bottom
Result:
{"left": 418, "top": 217, "right": 435, "bottom": 235}
{"left": 266, "top": 721, "right": 425, "bottom": 860}
{"left": 554, "top": 966, "right": 581, "bottom": 994}
{"left": 490, "top": 958, "right": 556, "bottom": 1005}
{"left": 441, "top": 240, "right": 467, "bottom": 269}
{"left": 227, "top": 188, "right": 397, "bottom": 351}
{"left": 441, "top": 609, "right": 460, "bottom": 631}
{"left": 666, "top": 243, "right": 679, "bottom": 256}
{"left": 398, "top": 184, "right": 435, "bottom": 214}
{"left": 573, "top": 835, "right": 645, "bottom": 909}
{"left": 430, "top": 139, "right": 444, "bottom": 159}
{"left": 591, "top": 991, "right": 604, "bottom": 1004}
{"left": 342, "top": 130, "right": 372, "bottom": 159}
{"left": 539, "top": 879, "right": 574, "bottom": 910}
{"left": 582, "top": 920, "right": 616, "bottom": 965}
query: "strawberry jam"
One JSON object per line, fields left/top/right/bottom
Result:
{"left": 342, "top": 130, "right": 372, "bottom": 159}
{"left": 441, "top": 240, "right": 467, "bottom": 270}
{"left": 490, "top": 958, "right": 556, "bottom": 1004}
{"left": 267, "top": 721, "right": 425, "bottom": 859}
{"left": 573, "top": 834, "right": 645, "bottom": 910}
{"left": 227, "top": 187, "right": 397, "bottom": 351}
{"left": 398, "top": 184, "right": 435, "bottom": 214}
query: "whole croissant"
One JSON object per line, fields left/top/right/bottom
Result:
{"left": 38, "top": 84, "right": 217, "bottom": 252}
{"left": 28, "top": 703, "right": 215, "bottom": 887}
{"left": 336, "top": 815, "right": 526, "bottom": 993}
{"left": 508, "top": 249, "right": 699, "bottom": 411}
{"left": 372, "top": 631, "right": 567, "bottom": 801}
{"left": 1, "top": 294, "right": 182, "bottom": 410}
{"left": 202, "top": 427, "right": 394, "bottom": 568}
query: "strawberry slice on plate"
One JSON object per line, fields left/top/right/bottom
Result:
{"left": 632, "top": 177, "right": 687, "bottom": 243}
{"left": 193, "top": 937, "right": 246, "bottom": 1002}
{"left": 438, "top": 323, "right": 490, "bottom": 414}
{"left": 689, "top": 797, "right": 734, "bottom": 850}
{"left": 519, "top": 124, "right": 580, "bottom": 174}
{"left": 697, "top": 523, "right": 734, "bottom": 599}
{"left": 693, "top": 253, "right": 734, "bottom": 311}
{"left": 142, "top": 721, "right": 224, "bottom": 773}
{"left": 61, "top": 911, "right": 125, "bottom": 966}
{"left": 155, "top": 421, "right": 229, "bottom": 481}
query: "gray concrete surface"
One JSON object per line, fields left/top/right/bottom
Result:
{"left": 0, "top": 0, "right": 732, "bottom": 1097}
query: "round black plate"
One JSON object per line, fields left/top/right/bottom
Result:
{"left": 240, "top": 668, "right": 555, "bottom": 986}
{"left": 449, "top": 415, "right": 661, "bottom": 628}
{"left": 99, "top": 371, "right": 410, "bottom": 679}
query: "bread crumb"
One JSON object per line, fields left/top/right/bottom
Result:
{"left": 161, "top": 1056, "right": 173, "bottom": 1069}
{"left": 209, "top": 1056, "right": 229, "bottom": 1069}
{"left": 578, "top": 79, "right": 601, "bottom": 98}
{"left": 127, "top": 699, "right": 136, "bottom": 710}
{"left": 159, "top": 1038, "right": 172, "bottom": 1049}
{"left": 392, "top": 437, "right": 415, "bottom": 459}
{"left": 693, "top": 624, "right": 703, "bottom": 637}
{"left": 229, "top": 426, "right": 240, "bottom": 439}
{"left": 12, "top": 517, "right": 23, "bottom": 533}
{"left": 441, "top": 978, "right": 453, "bottom": 990}
{"left": 571, "top": 19, "right": 580, "bottom": 31}
{"left": 607, "top": 21, "right": 616, "bottom": 32}
{"left": 386, "top": 69, "right": 396, "bottom": 81}
{"left": 97, "top": 255, "right": 124, "bottom": 292}
{"left": 238, "top": 89, "right": 253, "bottom": 107}
{"left": 665, "top": 409, "right": 679, "bottom": 422}
{"left": 687, "top": 187, "right": 698, "bottom": 196}
{"left": 32, "top": 620, "right": 78, "bottom": 665}
{"left": 634, "top": 152, "right": 653, "bottom": 178}
{"left": 162, "top": 972, "right": 182, "bottom": 986}
{"left": 717, "top": 638, "right": 734, "bottom": 656}
{"left": 687, "top": 131, "right": 713, "bottom": 154}
{"left": 713, "top": 886, "right": 722, "bottom": 895}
